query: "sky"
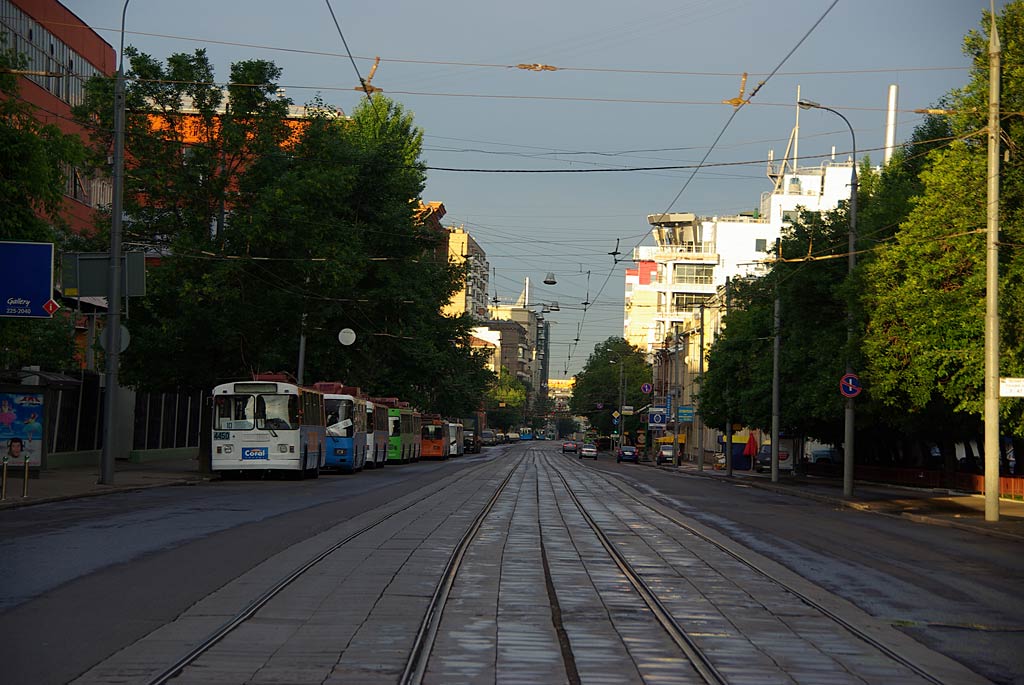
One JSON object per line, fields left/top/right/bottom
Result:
{"left": 61, "top": 0, "right": 998, "bottom": 379}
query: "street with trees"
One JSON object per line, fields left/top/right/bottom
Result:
{"left": 570, "top": 337, "right": 650, "bottom": 441}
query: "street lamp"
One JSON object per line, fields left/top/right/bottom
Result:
{"left": 99, "top": 0, "right": 132, "bottom": 485}
{"left": 798, "top": 98, "right": 858, "bottom": 497}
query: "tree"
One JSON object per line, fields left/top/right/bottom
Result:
{"left": 570, "top": 338, "right": 649, "bottom": 439}
{"left": 861, "top": 2, "right": 1024, "bottom": 438}
{"left": 0, "top": 45, "right": 84, "bottom": 371}
{"left": 74, "top": 50, "right": 492, "bottom": 414}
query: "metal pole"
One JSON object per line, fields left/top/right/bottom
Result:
{"left": 697, "top": 302, "right": 705, "bottom": 471}
{"left": 672, "top": 326, "right": 680, "bottom": 466}
{"left": 618, "top": 361, "right": 624, "bottom": 450}
{"left": 772, "top": 239, "right": 781, "bottom": 483}
{"left": 725, "top": 278, "right": 733, "bottom": 477}
{"left": 984, "top": 6, "right": 1001, "bottom": 521}
{"left": 99, "top": 0, "right": 131, "bottom": 485}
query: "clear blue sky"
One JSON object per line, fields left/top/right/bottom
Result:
{"left": 63, "top": 0, "right": 997, "bottom": 378}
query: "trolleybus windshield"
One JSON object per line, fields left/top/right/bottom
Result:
{"left": 213, "top": 393, "right": 298, "bottom": 431}
{"left": 324, "top": 398, "right": 354, "bottom": 437}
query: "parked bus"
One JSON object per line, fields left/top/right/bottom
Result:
{"left": 211, "top": 378, "right": 325, "bottom": 477}
{"left": 385, "top": 403, "right": 415, "bottom": 463}
{"left": 368, "top": 398, "right": 391, "bottom": 467}
{"left": 317, "top": 384, "right": 367, "bottom": 473}
{"left": 410, "top": 408, "right": 422, "bottom": 461}
{"left": 448, "top": 421, "right": 465, "bottom": 457}
{"left": 421, "top": 414, "right": 450, "bottom": 460}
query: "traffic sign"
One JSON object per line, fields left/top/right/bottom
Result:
{"left": 839, "top": 373, "right": 862, "bottom": 398}
{"left": 612, "top": 417, "right": 619, "bottom": 425}
{"left": 641, "top": 382, "right": 653, "bottom": 394}
{"left": 1, "top": 241, "right": 55, "bottom": 318}
{"left": 677, "top": 405, "right": 695, "bottom": 423}
{"left": 612, "top": 410, "right": 620, "bottom": 419}
{"left": 649, "top": 410, "right": 666, "bottom": 427}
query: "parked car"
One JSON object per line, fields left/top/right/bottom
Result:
{"left": 656, "top": 444, "right": 675, "bottom": 465}
{"left": 616, "top": 445, "right": 638, "bottom": 463}
{"left": 579, "top": 443, "right": 598, "bottom": 459}
{"left": 507, "top": 432, "right": 520, "bottom": 443}
{"left": 495, "top": 432, "right": 506, "bottom": 444}
{"left": 561, "top": 441, "right": 578, "bottom": 454}
{"left": 811, "top": 448, "right": 840, "bottom": 464}
{"left": 480, "top": 430, "right": 497, "bottom": 447}
{"left": 755, "top": 445, "right": 793, "bottom": 472}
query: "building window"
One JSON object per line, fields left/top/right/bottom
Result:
{"left": 672, "top": 264, "right": 714, "bottom": 285}
{"left": 672, "top": 293, "right": 706, "bottom": 312}
{"left": 755, "top": 238, "right": 767, "bottom": 252}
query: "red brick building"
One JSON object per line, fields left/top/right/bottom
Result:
{"left": 2, "top": 0, "right": 115, "bottom": 235}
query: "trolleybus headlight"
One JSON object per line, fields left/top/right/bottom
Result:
{"left": 334, "top": 448, "right": 347, "bottom": 456}
{"left": 278, "top": 444, "right": 289, "bottom": 453}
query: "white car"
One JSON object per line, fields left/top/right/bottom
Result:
{"left": 579, "top": 443, "right": 598, "bottom": 459}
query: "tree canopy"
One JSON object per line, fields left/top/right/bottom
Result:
{"left": 72, "top": 49, "right": 492, "bottom": 414}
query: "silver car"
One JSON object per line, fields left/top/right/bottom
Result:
{"left": 579, "top": 443, "right": 598, "bottom": 459}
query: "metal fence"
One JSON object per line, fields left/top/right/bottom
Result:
{"left": 45, "top": 373, "right": 204, "bottom": 455}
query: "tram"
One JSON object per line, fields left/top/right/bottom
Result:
{"left": 421, "top": 414, "right": 450, "bottom": 460}
{"left": 211, "top": 378, "right": 325, "bottom": 476}
{"left": 317, "top": 383, "right": 367, "bottom": 473}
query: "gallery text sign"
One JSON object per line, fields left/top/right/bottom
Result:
{"left": 0, "top": 242, "right": 56, "bottom": 318}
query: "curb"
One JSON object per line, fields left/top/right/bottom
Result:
{"left": 0, "top": 477, "right": 204, "bottom": 511}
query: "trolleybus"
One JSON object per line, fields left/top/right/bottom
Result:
{"left": 211, "top": 379, "right": 325, "bottom": 477}
{"left": 320, "top": 386, "right": 367, "bottom": 473}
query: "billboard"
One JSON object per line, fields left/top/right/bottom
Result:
{"left": 1, "top": 391, "right": 45, "bottom": 468}
{"left": 0, "top": 242, "right": 57, "bottom": 318}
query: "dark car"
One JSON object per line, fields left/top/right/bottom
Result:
{"left": 616, "top": 445, "right": 638, "bottom": 463}
{"left": 561, "top": 441, "right": 578, "bottom": 454}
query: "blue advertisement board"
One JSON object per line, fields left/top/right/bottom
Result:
{"left": 0, "top": 241, "right": 56, "bottom": 318}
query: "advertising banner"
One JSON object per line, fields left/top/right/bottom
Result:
{"left": 1, "top": 391, "right": 45, "bottom": 468}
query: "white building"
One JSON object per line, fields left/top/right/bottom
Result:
{"left": 625, "top": 155, "right": 857, "bottom": 356}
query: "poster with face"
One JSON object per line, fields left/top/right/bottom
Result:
{"left": 1, "top": 393, "right": 44, "bottom": 468}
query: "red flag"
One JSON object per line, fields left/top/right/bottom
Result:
{"left": 743, "top": 432, "right": 758, "bottom": 457}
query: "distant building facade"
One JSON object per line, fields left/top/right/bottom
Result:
{"left": 443, "top": 226, "right": 490, "bottom": 320}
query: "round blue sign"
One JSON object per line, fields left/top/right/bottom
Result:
{"left": 641, "top": 382, "right": 653, "bottom": 394}
{"left": 839, "top": 373, "right": 862, "bottom": 398}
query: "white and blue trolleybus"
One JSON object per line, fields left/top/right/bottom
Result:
{"left": 211, "top": 380, "right": 325, "bottom": 477}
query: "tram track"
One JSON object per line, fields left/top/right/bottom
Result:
{"left": 145, "top": 455, "right": 522, "bottom": 685}
{"left": 568, "top": 456, "right": 957, "bottom": 685}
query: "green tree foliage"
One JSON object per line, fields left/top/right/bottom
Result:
{"left": 862, "top": 2, "right": 1024, "bottom": 435}
{"left": 73, "top": 49, "right": 491, "bottom": 413}
{"left": 700, "top": 210, "right": 852, "bottom": 446}
{"left": 570, "top": 338, "right": 650, "bottom": 439}
{"left": 485, "top": 366, "right": 527, "bottom": 430}
{"left": 0, "top": 45, "right": 84, "bottom": 370}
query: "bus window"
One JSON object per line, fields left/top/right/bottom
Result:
{"left": 214, "top": 395, "right": 254, "bottom": 430}
{"left": 388, "top": 414, "right": 401, "bottom": 437}
{"left": 257, "top": 394, "right": 298, "bottom": 430}
{"left": 324, "top": 399, "right": 354, "bottom": 436}
{"left": 422, "top": 425, "right": 445, "bottom": 440}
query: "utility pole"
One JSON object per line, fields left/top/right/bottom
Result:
{"left": 724, "top": 277, "right": 733, "bottom": 477}
{"left": 672, "top": 325, "right": 681, "bottom": 467}
{"left": 771, "top": 239, "right": 781, "bottom": 483}
{"left": 697, "top": 302, "right": 705, "bottom": 471}
{"left": 984, "top": 3, "right": 1001, "bottom": 521}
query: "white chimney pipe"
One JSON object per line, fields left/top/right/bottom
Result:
{"left": 884, "top": 84, "right": 899, "bottom": 165}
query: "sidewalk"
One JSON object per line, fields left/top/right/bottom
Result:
{"left": 667, "top": 461, "right": 1024, "bottom": 541}
{"left": 0, "top": 457, "right": 207, "bottom": 510}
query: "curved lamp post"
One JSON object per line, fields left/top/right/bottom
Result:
{"left": 798, "top": 98, "right": 857, "bottom": 497}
